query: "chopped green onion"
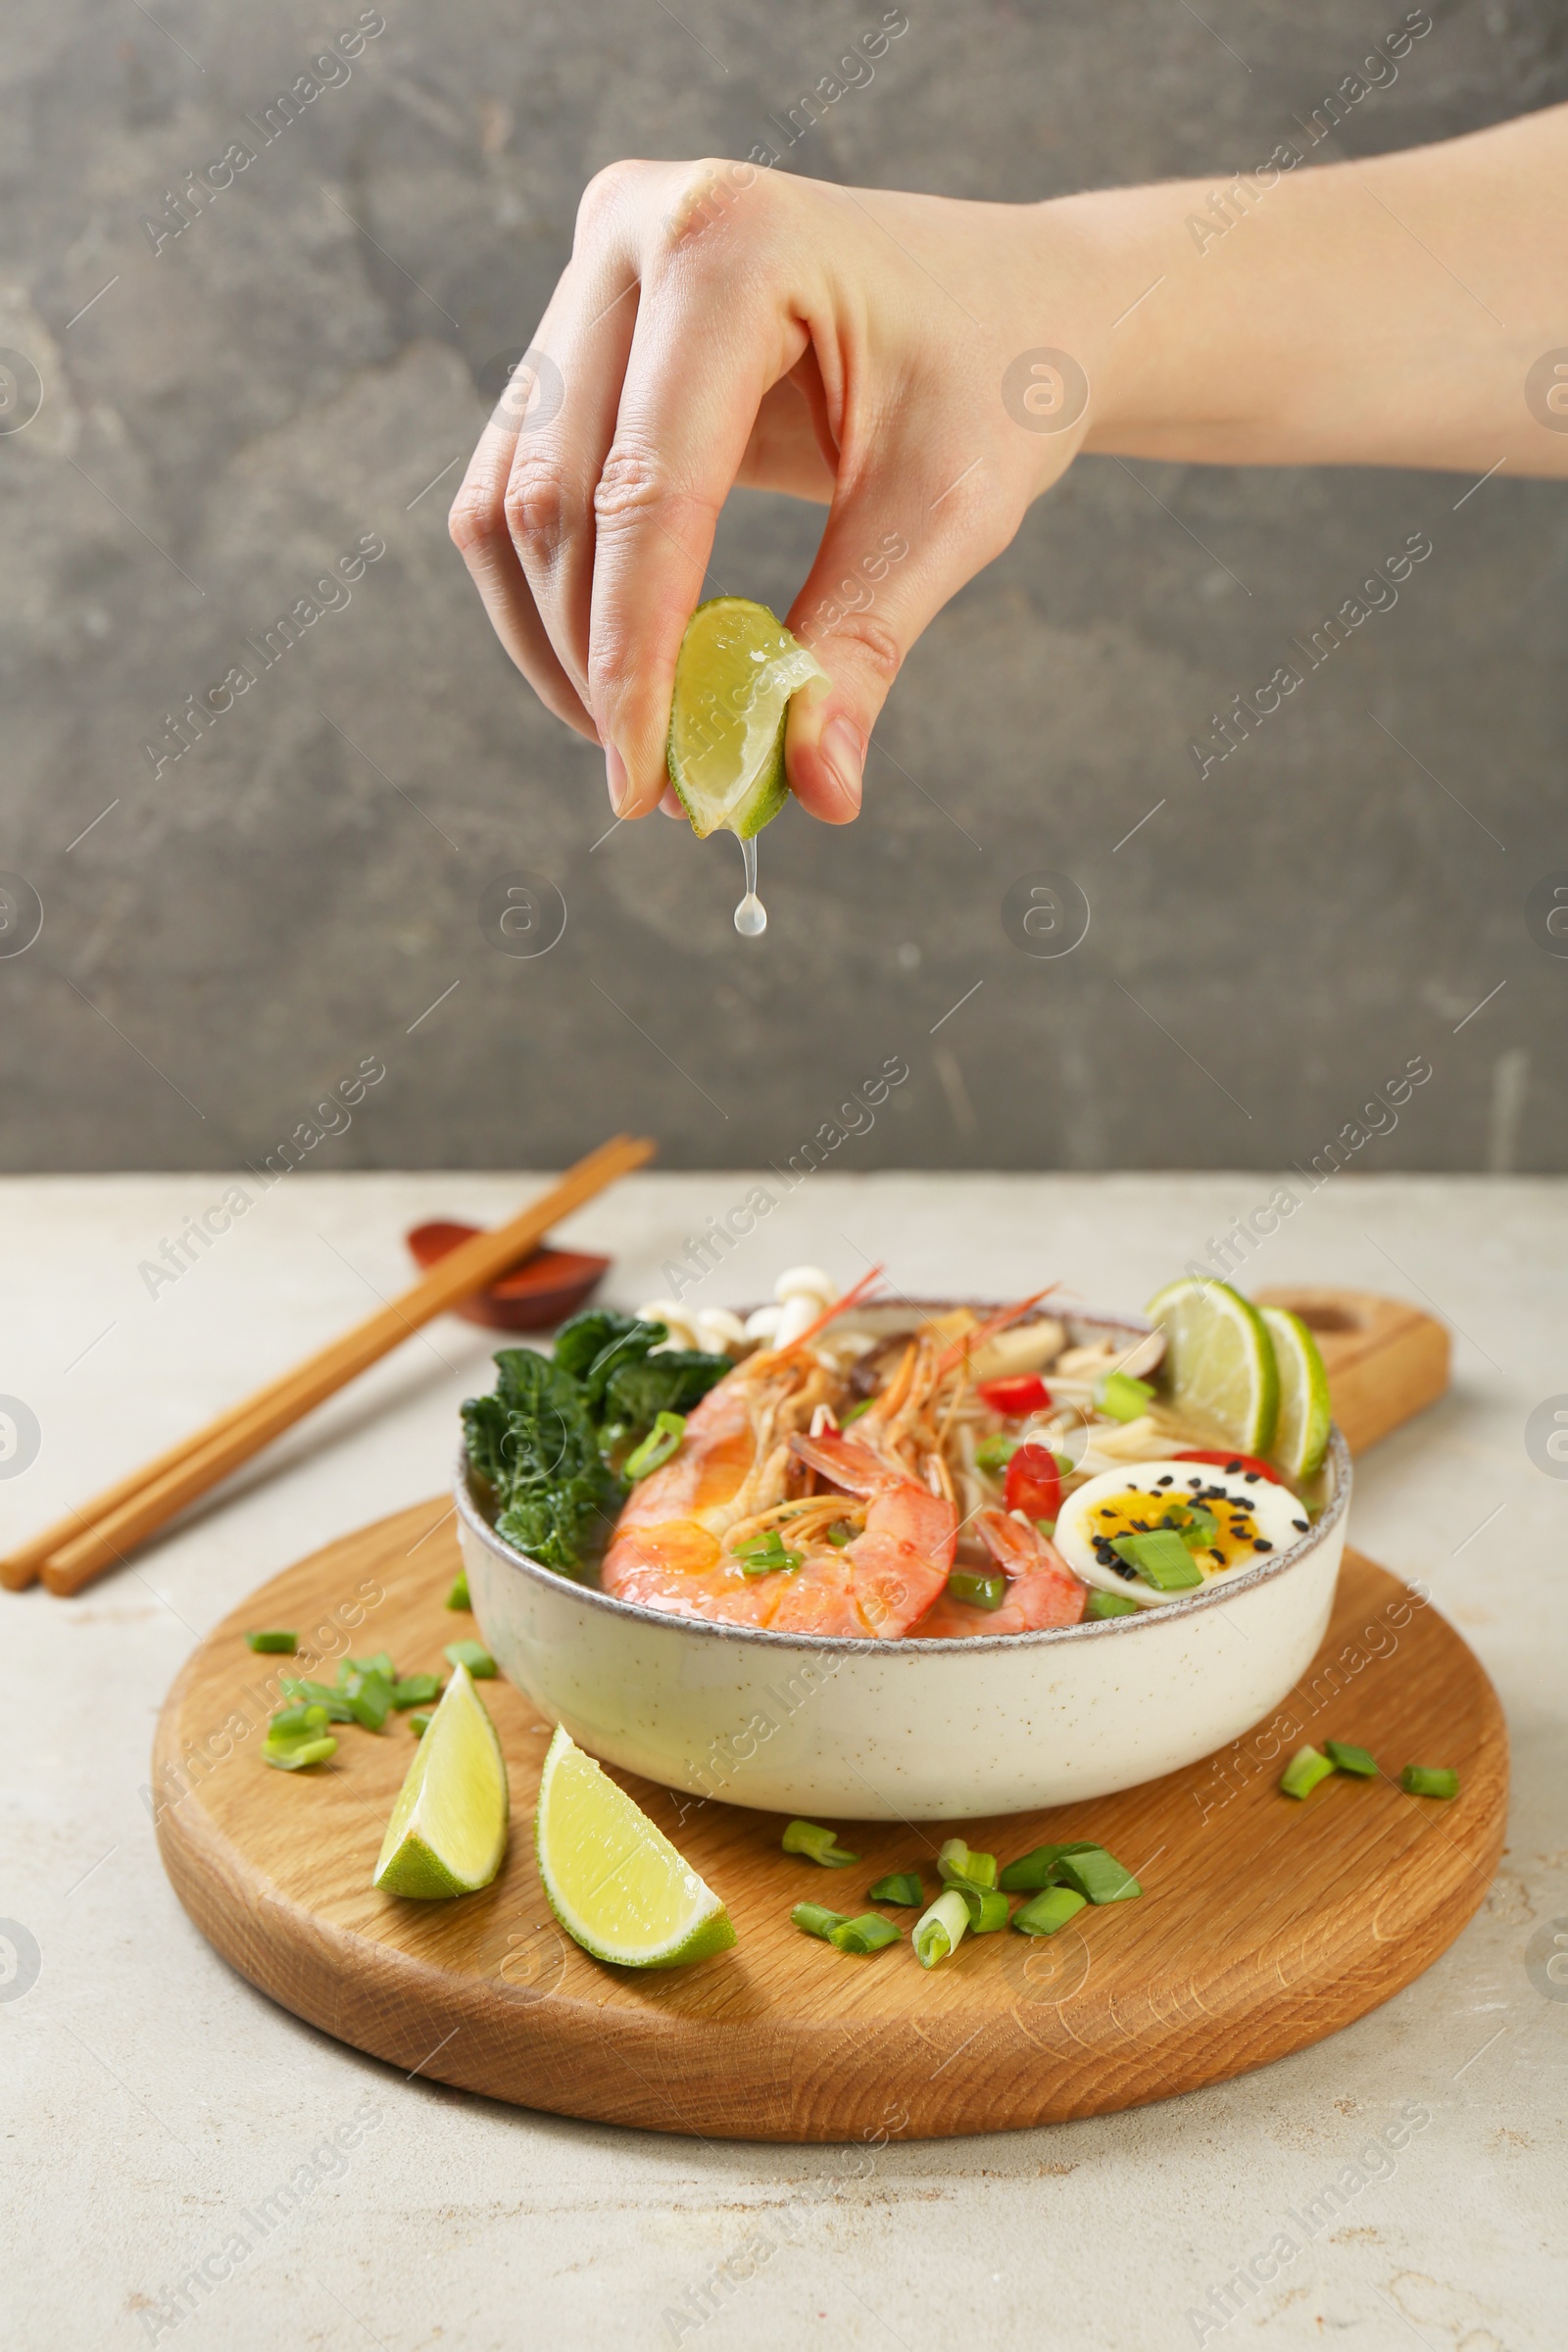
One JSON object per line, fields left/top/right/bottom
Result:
{"left": 791, "top": 1901, "right": 849, "bottom": 1941}
{"left": 937, "top": 1838, "right": 997, "bottom": 1890}
{"left": 1162, "top": 1501, "right": 1219, "bottom": 1551}
{"left": 1112, "top": 1530, "right": 1203, "bottom": 1591}
{"left": 1036, "top": 1517, "right": 1057, "bottom": 1538}
{"left": 1096, "top": 1371, "right": 1155, "bottom": 1423}
{"left": 346, "top": 1651, "right": 396, "bottom": 1682}
{"left": 825, "top": 1522, "right": 856, "bottom": 1547}
{"left": 974, "top": 1433, "right": 1019, "bottom": 1474}
{"left": 828, "top": 1913, "right": 904, "bottom": 1955}
{"left": 782, "top": 1819, "right": 859, "bottom": 1867}
{"left": 443, "top": 1641, "right": 496, "bottom": 1678}
{"left": 1400, "top": 1764, "right": 1459, "bottom": 1799}
{"left": 391, "top": 1674, "right": 442, "bottom": 1709}
{"left": 407, "top": 1712, "right": 433, "bottom": 1739}
{"left": 733, "top": 1529, "right": 804, "bottom": 1577}
{"left": 337, "top": 1667, "right": 394, "bottom": 1730}
{"left": 999, "top": 1842, "right": 1073, "bottom": 1893}
{"left": 1324, "top": 1740, "right": 1379, "bottom": 1778}
{"left": 279, "top": 1677, "right": 355, "bottom": 1722}
{"left": 1052, "top": 1450, "right": 1075, "bottom": 1477}
{"left": 867, "top": 1871, "right": 924, "bottom": 1906}
{"left": 1086, "top": 1590, "right": 1141, "bottom": 1619}
{"left": 955, "top": 1886, "right": 1009, "bottom": 1934}
{"left": 245, "top": 1629, "right": 298, "bottom": 1653}
{"left": 940, "top": 1835, "right": 1001, "bottom": 1890}
{"left": 913, "top": 1887, "right": 970, "bottom": 1969}
{"left": 945, "top": 1568, "right": 1006, "bottom": 1611}
{"left": 264, "top": 1733, "right": 337, "bottom": 1771}
{"left": 841, "top": 1398, "right": 872, "bottom": 1423}
{"left": 998, "top": 1839, "right": 1139, "bottom": 1901}
{"left": 1011, "top": 1885, "right": 1088, "bottom": 1936}
{"left": 1280, "top": 1743, "right": 1336, "bottom": 1799}
{"left": 269, "top": 1701, "right": 329, "bottom": 1740}
{"left": 445, "top": 1570, "right": 470, "bottom": 1610}
{"left": 624, "top": 1410, "right": 687, "bottom": 1482}
{"left": 1053, "top": 1844, "right": 1141, "bottom": 1904}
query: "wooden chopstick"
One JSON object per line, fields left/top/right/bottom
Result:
{"left": 0, "top": 1396, "right": 286, "bottom": 1592}
{"left": 1, "top": 1136, "right": 654, "bottom": 1597}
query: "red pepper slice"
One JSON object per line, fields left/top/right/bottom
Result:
{"left": 1172, "top": 1447, "right": 1286, "bottom": 1487}
{"left": 1004, "top": 1442, "right": 1062, "bottom": 1524}
{"left": 977, "top": 1373, "right": 1054, "bottom": 1417}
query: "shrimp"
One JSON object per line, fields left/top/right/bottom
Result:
{"left": 600, "top": 1362, "right": 785, "bottom": 1624}
{"left": 601, "top": 1387, "right": 957, "bottom": 1636}
{"left": 909, "top": 1507, "right": 1087, "bottom": 1639}
{"left": 770, "top": 1433, "right": 956, "bottom": 1638}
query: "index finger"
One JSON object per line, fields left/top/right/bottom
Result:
{"left": 586, "top": 172, "right": 809, "bottom": 816}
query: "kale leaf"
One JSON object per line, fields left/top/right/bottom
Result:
{"left": 599, "top": 1351, "right": 731, "bottom": 1456}
{"left": 552, "top": 1309, "right": 644, "bottom": 1387}
{"left": 461, "top": 1391, "right": 514, "bottom": 1498}
{"left": 462, "top": 1346, "right": 618, "bottom": 1574}
{"left": 463, "top": 1320, "right": 732, "bottom": 1574}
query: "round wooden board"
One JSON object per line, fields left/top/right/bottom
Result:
{"left": 153, "top": 1499, "right": 1507, "bottom": 2142}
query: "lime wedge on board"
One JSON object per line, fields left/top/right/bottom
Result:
{"left": 1146, "top": 1276, "right": 1280, "bottom": 1456}
{"left": 372, "top": 1661, "right": 509, "bottom": 1898}
{"left": 535, "top": 1724, "right": 736, "bottom": 1967}
{"left": 1260, "top": 1304, "right": 1332, "bottom": 1482}
{"left": 666, "top": 597, "right": 827, "bottom": 840}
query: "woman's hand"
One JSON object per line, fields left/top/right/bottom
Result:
{"left": 451, "top": 111, "right": 1568, "bottom": 823}
{"left": 448, "top": 162, "right": 1098, "bottom": 821}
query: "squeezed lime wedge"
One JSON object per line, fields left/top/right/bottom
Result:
{"left": 534, "top": 1724, "right": 735, "bottom": 1967}
{"left": 371, "top": 1661, "right": 509, "bottom": 1898}
{"left": 1260, "top": 1304, "right": 1332, "bottom": 1481}
{"left": 1146, "top": 1276, "right": 1280, "bottom": 1455}
{"left": 666, "top": 597, "right": 827, "bottom": 839}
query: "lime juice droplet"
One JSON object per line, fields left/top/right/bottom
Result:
{"left": 734, "top": 834, "right": 766, "bottom": 937}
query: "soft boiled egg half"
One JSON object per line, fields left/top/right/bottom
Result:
{"left": 1055, "top": 1460, "right": 1311, "bottom": 1609}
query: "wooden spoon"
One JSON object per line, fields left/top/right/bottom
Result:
{"left": 405, "top": 1222, "right": 610, "bottom": 1331}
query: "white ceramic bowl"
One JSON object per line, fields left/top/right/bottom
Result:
{"left": 457, "top": 1305, "right": 1349, "bottom": 1820}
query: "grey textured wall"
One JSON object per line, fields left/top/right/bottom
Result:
{"left": 2, "top": 0, "right": 1564, "bottom": 1177}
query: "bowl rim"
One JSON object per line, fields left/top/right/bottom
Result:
{"left": 452, "top": 1297, "right": 1351, "bottom": 1655}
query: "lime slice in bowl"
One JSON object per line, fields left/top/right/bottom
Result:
{"left": 1146, "top": 1276, "right": 1280, "bottom": 1456}
{"left": 372, "top": 1661, "right": 509, "bottom": 1898}
{"left": 535, "top": 1724, "right": 736, "bottom": 1967}
{"left": 666, "top": 597, "right": 827, "bottom": 840}
{"left": 1260, "top": 1304, "right": 1332, "bottom": 1482}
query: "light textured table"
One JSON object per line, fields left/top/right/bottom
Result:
{"left": 4, "top": 1173, "right": 1563, "bottom": 2352}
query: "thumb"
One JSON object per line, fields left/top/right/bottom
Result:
{"left": 782, "top": 446, "right": 1021, "bottom": 821}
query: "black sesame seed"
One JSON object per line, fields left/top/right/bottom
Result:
{"left": 1244, "top": 1471, "right": 1261, "bottom": 1483}
{"left": 1252, "top": 1538, "right": 1273, "bottom": 1552}
{"left": 1111, "top": 1560, "right": 1138, "bottom": 1581}
{"left": 1225, "top": 1459, "right": 1242, "bottom": 1474}
{"left": 1188, "top": 1476, "right": 1202, "bottom": 1488}
{"left": 1156, "top": 1474, "right": 1174, "bottom": 1486}
{"left": 1293, "top": 1518, "right": 1308, "bottom": 1532}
